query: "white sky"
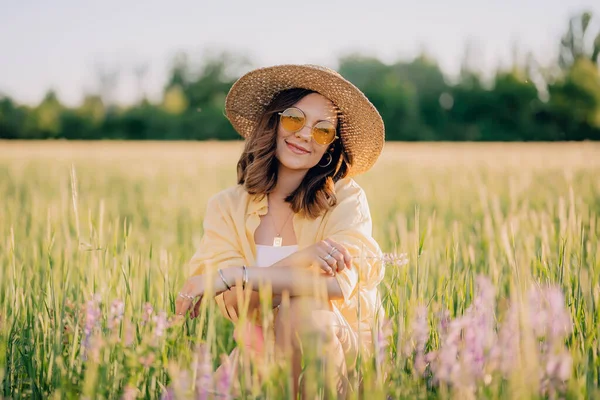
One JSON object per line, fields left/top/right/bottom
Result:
{"left": 0, "top": 0, "right": 598, "bottom": 106}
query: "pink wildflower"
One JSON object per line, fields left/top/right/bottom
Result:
{"left": 215, "top": 353, "right": 234, "bottom": 399}
{"left": 152, "top": 311, "right": 169, "bottom": 341}
{"left": 428, "top": 276, "right": 497, "bottom": 388}
{"left": 108, "top": 299, "right": 125, "bottom": 330}
{"left": 81, "top": 294, "right": 102, "bottom": 359}
{"left": 412, "top": 305, "right": 429, "bottom": 375}
{"left": 195, "top": 344, "right": 213, "bottom": 400}
{"left": 121, "top": 384, "right": 137, "bottom": 400}
{"left": 142, "top": 302, "right": 154, "bottom": 325}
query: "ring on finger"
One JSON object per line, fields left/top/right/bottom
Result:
{"left": 323, "top": 254, "right": 333, "bottom": 261}
{"left": 329, "top": 247, "right": 338, "bottom": 256}
{"left": 178, "top": 292, "right": 195, "bottom": 301}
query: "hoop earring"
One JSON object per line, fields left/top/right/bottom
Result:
{"left": 318, "top": 153, "right": 333, "bottom": 168}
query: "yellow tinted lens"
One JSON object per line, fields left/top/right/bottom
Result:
{"left": 280, "top": 108, "right": 305, "bottom": 132}
{"left": 312, "top": 122, "right": 336, "bottom": 145}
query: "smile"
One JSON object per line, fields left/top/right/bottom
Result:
{"left": 285, "top": 141, "right": 310, "bottom": 155}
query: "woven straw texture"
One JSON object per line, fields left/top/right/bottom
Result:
{"left": 225, "top": 64, "right": 385, "bottom": 176}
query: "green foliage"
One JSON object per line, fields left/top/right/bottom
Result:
{"left": 1, "top": 12, "right": 599, "bottom": 142}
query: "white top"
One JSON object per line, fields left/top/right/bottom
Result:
{"left": 255, "top": 244, "right": 298, "bottom": 268}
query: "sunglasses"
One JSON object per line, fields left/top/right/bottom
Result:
{"left": 278, "top": 107, "right": 339, "bottom": 146}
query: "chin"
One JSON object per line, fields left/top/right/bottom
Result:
{"left": 276, "top": 153, "right": 315, "bottom": 171}
{"left": 278, "top": 158, "right": 312, "bottom": 171}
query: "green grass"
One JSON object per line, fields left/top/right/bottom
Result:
{"left": 0, "top": 141, "right": 599, "bottom": 399}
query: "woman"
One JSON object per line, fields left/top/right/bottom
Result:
{"left": 175, "top": 64, "right": 385, "bottom": 397}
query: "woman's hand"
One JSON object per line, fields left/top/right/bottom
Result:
{"left": 174, "top": 275, "right": 206, "bottom": 318}
{"left": 175, "top": 271, "right": 232, "bottom": 318}
{"left": 288, "top": 238, "right": 352, "bottom": 276}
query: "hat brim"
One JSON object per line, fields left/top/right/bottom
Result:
{"left": 225, "top": 64, "right": 385, "bottom": 176}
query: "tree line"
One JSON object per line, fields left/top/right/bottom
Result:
{"left": 1, "top": 12, "right": 599, "bottom": 141}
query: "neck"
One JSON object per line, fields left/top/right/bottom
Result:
{"left": 270, "top": 164, "right": 308, "bottom": 202}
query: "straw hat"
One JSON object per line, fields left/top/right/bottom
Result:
{"left": 225, "top": 64, "right": 385, "bottom": 176}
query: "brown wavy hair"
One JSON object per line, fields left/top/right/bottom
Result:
{"left": 237, "top": 88, "right": 351, "bottom": 219}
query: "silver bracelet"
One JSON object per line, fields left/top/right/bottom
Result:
{"left": 218, "top": 269, "right": 232, "bottom": 291}
{"left": 242, "top": 265, "right": 248, "bottom": 289}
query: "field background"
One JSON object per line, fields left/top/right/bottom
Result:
{"left": 1, "top": 141, "right": 599, "bottom": 399}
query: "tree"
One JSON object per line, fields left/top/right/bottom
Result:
{"left": 559, "top": 11, "right": 600, "bottom": 70}
{"left": 546, "top": 58, "right": 600, "bottom": 140}
{"left": 34, "top": 90, "right": 63, "bottom": 138}
{"left": 0, "top": 96, "right": 26, "bottom": 139}
{"left": 339, "top": 55, "right": 420, "bottom": 140}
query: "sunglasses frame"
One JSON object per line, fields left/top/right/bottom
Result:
{"left": 277, "top": 107, "right": 339, "bottom": 146}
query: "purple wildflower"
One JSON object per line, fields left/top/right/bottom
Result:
{"left": 375, "top": 317, "right": 394, "bottom": 380}
{"left": 161, "top": 369, "right": 191, "bottom": 400}
{"left": 428, "top": 276, "right": 497, "bottom": 389}
{"left": 159, "top": 387, "right": 175, "bottom": 400}
{"left": 462, "top": 275, "right": 496, "bottom": 381}
{"left": 123, "top": 321, "right": 135, "bottom": 347}
{"left": 142, "top": 302, "right": 154, "bottom": 325}
{"left": 544, "top": 287, "right": 572, "bottom": 342}
{"left": 81, "top": 294, "right": 102, "bottom": 359}
{"left": 437, "top": 309, "right": 451, "bottom": 335}
{"left": 139, "top": 353, "right": 156, "bottom": 368}
{"left": 492, "top": 301, "right": 519, "bottom": 376}
{"left": 121, "top": 384, "right": 137, "bottom": 400}
{"left": 412, "top": 305, "right": 429, "bottom": 375}
{"left": 529, "top": 285, "right": 573, "bottom": 397}
{"left": 216, "top": 353, "right": 234, "bottom": 399}
{"left": 423, "top": 276, "right": 573, "bottom": 396}
{"left": 152, "top": 311, "right": 168, "bottom": 342}
{"left": 108, "top": 299, "right": 125, "bottom": 330}
{"left": 377, "top": 318, "right": 394, "bottom": 364}
{"left": 195, "top": 344, "right": 213, "bottom": 400}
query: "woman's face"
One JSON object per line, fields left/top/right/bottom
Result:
{"left": 275, "top": 93, "right": 338, "bottom": 172}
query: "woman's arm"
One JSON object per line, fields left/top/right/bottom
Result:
{"left": 175, "top": 264, "right": 343, "bottom": 317}
{"left": 217, "top": 237, "right": 353, "bottom": 300}
{"left": 223, "top": 265, "right": 344, "bottom": 299}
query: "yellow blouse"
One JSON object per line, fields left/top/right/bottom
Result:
{"left": 187, "top": 177, "right": 385, "bottom": 339}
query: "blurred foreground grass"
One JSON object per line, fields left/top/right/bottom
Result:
{"left": 0, "top": 141, "right": 599, "bottom": 399}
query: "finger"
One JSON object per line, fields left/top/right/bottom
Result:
{"left": 318, "top": 259, "right": 334, "bottom": 276}
{"left": 323, "top": 238, "right": 339, "bottom": 248}
{"left": 316, "top": 255, "right": 334, "bottom": 275}
{"left": 320, "top": 242, "right": 340, "bottom": 274}
{"left": 191, "top": 298, "right": 202, "bottom": 319}
{"left": 324, "top": 239, "right": 352, "bottom": 268}
{"left": 175, "top": 297, "right": 192, "bottom": 317}
{"left": 332, "top": 252, "right": 345, "bottom": 273}
{"left": 175, "top": 286, "right": 194, "bottom": 317}
{"left": 322, "top": 251, "right": 338, "bottom": 275}
{"left": 324, "top": 238, "right": 343, "bottom": 257}
{"left": 324, "top": 252, "right": 337, "bottom": 267}
{"left": 174, "top": 302, "right": 184, "bottom": 317}
{"left": 175, "top": 297, "right": 184, "bottom": 316}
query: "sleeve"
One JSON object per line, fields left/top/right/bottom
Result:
{"left": 187, "top": 194, "right": 246, "bottom": 320}
{"left": 324, "top": 182, "right": 385, "bottom": 305}
{"left": 188, "top": 194, "right": 246, "bottom": 277}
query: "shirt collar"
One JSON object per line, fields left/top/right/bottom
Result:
{"left": 246, "top": 192, "right": 269, "bottom": 216}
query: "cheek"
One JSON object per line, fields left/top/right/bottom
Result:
{"left": 275, "top": 128, "right": 287, "bottom": 155}
{"left": 313, "top": 147, "right": 328, "bottom": 160}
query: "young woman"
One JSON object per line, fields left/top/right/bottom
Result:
{"left": 174, "top": 64, "right": 385, "bottom": 397}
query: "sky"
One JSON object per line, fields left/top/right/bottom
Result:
{"left": 0, "top": 0, "right": 598, "bottom": 106}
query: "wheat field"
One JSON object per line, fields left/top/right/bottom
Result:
{"left": 1, "top": 141, "right": 599, "bottom": 399}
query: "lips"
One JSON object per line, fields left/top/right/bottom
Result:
{"left": 285, "top": 140, "right": 310, "bottom": 154}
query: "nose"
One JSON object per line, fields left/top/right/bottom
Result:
{"left": 295, "top": 125, "right": 312, "bottom": 142}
